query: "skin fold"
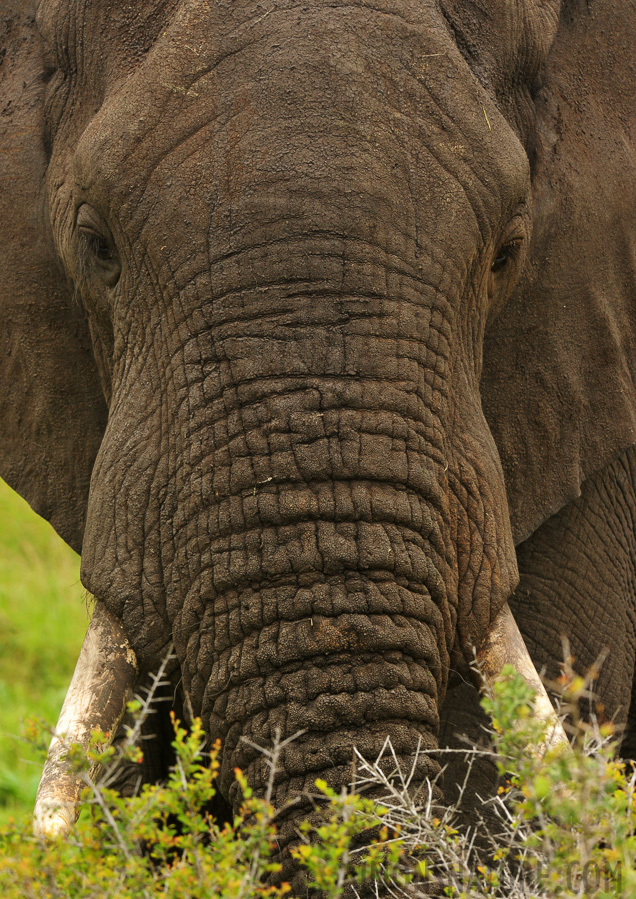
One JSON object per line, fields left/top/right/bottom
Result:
{"left": 1, "top": 0, "right": 635, "bottom": 890}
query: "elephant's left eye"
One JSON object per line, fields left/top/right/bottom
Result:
{"left": 77, "top": 204, "right": 121, "bottom": 287}
{"left": 487, "top": 220, "right": 528, "bottom": 316}
{"left": 491, "top": 243, "right": 517, "bottom": 273}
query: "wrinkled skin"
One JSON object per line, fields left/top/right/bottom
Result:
{"left": 1, "top": 0, "right": 635, "bottom": 890}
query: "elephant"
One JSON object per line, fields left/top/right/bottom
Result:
{"left": 1, "top": 0, "right": 635, "bottom": 889}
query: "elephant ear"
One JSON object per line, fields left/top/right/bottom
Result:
{"left": 0, "top": 2, "right": 107, "bottom": 553}
{"left": 481, "top": 0, "right": 636, "bottom": 546}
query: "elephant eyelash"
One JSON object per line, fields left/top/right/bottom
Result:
{"left": 80, "top": 230, "right": 115, "bottom": 262}
{"left": 79, "top": 225, "right": 115, "bottom": 262}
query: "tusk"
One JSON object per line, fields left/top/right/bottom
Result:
{"left": 477, "top": 602, "right": 569, "bottom": 756}
{"left": 33, "top": 602, "right": 138, "bottom": 839}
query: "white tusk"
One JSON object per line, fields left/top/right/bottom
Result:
{"left": 33, "top": 602, "right": 138, "bottom": 839}
{"left": 477, "top": 602, "right": 570, "bottom": 756}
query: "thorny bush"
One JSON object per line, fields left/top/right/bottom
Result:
{"left": 1, "top": 657, "right": 635, "bottom": 898}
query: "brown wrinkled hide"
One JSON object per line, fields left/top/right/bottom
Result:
{"left": 63, "top": 0, "right": 524, "bottom": 813}
{"left": 2, "top": 0, "right": 636, "bottom": 890}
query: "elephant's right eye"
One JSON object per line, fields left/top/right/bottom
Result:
{"left": 490, "top": 241, "right": 521, "bottom": 273}
{"left": 77, "top": 204, "right": 121, "bottom": 287}
{"left": 82, "top": 231, "right": 113, "bottom": 261}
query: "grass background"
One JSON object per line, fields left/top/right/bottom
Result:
{"left": 0, "top": 478, "right": 87, "bottom": 826}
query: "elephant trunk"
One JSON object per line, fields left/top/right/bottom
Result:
{"left": 194, "top": 523, "right": 450, "bottom": 877}
{"left": 123, "top": 252, "right": 467, "bottom": 822}
{"left": 181, "top": 478, "right": 455, "bottom": 820}
{"left": 80, "top": 225, "right": 515, "bottom": 849}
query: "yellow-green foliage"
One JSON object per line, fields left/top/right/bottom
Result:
{"left": 475, "top": 666, "right": 636, "bottom": 898}
{"left": 0, "top": 714, "right": 403, "bottom": 898}
{"left": 395, "top": 666, "right": 635, "bottom": 898}
{"left": 3, "top": 669, "right": 636, "bottom": 897}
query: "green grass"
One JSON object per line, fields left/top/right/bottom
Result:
{"left": 0, "top": 479, "right": 87, "bottom": 826}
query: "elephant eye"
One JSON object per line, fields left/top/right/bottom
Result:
{"left": 77, "top": 204, "right": 121, "bottom": 287}
{"left": 491, "top": 251, "right": 509, "bottom": 272}
{"left": 81, "top": 230, "right": 114, "bottom": 261}
{"left": 491, "top": 245, "right": 513, "bottom": 272}
{"left": 490, "top": 238, "right": 523, "bottom": 274}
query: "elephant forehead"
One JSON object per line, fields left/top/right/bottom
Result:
{"left": 36, "top": 0, "right": 178, "bottom": 73}
{"left": 62, "top": 1, "right": 528, "bottom": 252}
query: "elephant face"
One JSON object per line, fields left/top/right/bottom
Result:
{"left": 3, "top": 0, "right": 636, "bottom": 869}
{"left": 42, "top": 0, "right": 532, "bottom": 795}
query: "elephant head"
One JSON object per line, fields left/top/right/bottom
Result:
{"left": 2, "top": 0, "right": 635, "bottom": 874}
